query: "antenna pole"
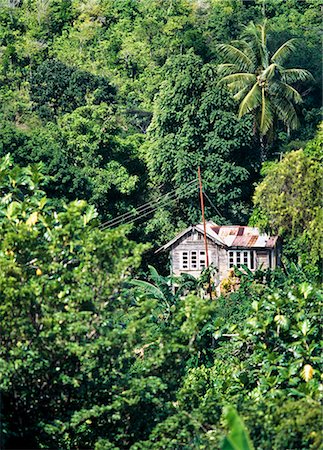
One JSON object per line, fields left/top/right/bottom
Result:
{"left": 198, "top": 166, "right": 209, "bottom": 268}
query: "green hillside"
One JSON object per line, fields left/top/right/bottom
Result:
{"left": 0, "top": 1, "right": 322, "bottom": 448}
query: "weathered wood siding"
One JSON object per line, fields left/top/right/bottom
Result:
{"left": 170, "top": 230, "right": 279, "bottom": 283}
{"left": 218, "top": 246, "right": 228, "bottom": 279}
{"left": 255, "top": 251, "right": 269, "bottom": 269}
{"left": 170, "top": 230, "right": 228, "bottom": 282}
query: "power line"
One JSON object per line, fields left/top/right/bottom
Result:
{"left": 100, "top": 182, "right": 199, "bottom": 230}
{"left": 99, "top": 179, "right": 198, "bottom": 229}
{"left": 100, "top": 184, "right": 198, "bottom": 230}
{"left": 101, "top": 197, "right": 177, "bottom": 231}
{"left": 204, "top": 191, "right": 224, "bottom": 219}
{"left": 99, "top": 179, "right": 196, "bottom": 229}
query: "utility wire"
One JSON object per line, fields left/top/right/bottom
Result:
{"left": 203, "top": 191, "right": 224, "bottom": 219}
{"left": 100, "top": 179, "right": 197, "bottom": 228}
{"left": 100, "top": 183, "right": 199, "bottom": 230}
{"left": 99, "top": 179, "right": 198, "bottom": 229}
{"left": 101, "top": 183, "right": 198, "bottom": 230}
{"left": 100, "top": 197, "right": 177, "bottom": 230}
{"left": 100, "top": 188, "right": 188, "bottom": 229}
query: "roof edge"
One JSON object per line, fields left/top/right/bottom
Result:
{"left": 155, "top": 225, "right": 195, "bottom": 254}
{"left": 155, "top": 223, "right": 226, "bottom": 253}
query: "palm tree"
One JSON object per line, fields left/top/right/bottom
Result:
{"left": 217, "top": 20, "right": 313, "bottom": 155}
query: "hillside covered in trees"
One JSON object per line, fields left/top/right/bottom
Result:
{"left": 0, "top": 1, "right": 322, "bottom": 449}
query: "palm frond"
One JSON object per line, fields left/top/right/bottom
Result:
{"left": 260, "top": 20, "right": 267, "bottom": 48}
{"left": 217, "top": 44, "right": 254, "bottom": 71}
{"left": 219, "top": 73, "right": 256, "bottom": 91}
{"left": 217, "top": 63, "right": 239, "bottom": 77}
{"left": 238, "top": 82, "right": 261, "bottom": 117}
{"left": 260, "top": 87, "right": 273, "bottom": 135}
{"left": 279, "top": 82, "right": 303, "bottom": 104}
{"left": 230, "top": 39, "right": 257, "bottom": 65}
{"left": 243, "top": 21, "right": 258, "bottom": 40}
{"left": 273, "top": 97, "right": 299, "bottom": 130}
{"left": 243, "top": 20, "right": 268, "bottom": 67}
{"left": 271, "top": 38, "right": 297, "bottom": 64}
{"left": 260, "top": 63, "right": 278, "bottom": 81}
{"left": 233, "top": 86, "right": 250, "bottom": 102}
{"left": 230, "top": 39, "right": 245, "bottom": 46}
{"left": 218, "top": 24, "right": 310, "bottom": 139}
{"left": 282, "top": 68, "right": 314, "bottom": 83}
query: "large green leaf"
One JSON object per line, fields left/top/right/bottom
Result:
{"left": 271, "top": 38, "right": 297, "bottom": 64}
{"left": 238, "top": 82, "right": 261, "bottom": 117}
{"left": 219, "top": 72, "right": 256, "bottom": 91}
{"left": 221, "top": 407, "right": 254, "bottom": 450}
{"left": 282, "top": 68, "right": 314, "bottom": 84}
{"left": 130, "top": 279, "right": 166, "bottom": 301}
{"left": 260, "top": 87, "right": 273, "bottom": 135}
{"left": 217, "top": 44, "right": 254, "bottom": 72}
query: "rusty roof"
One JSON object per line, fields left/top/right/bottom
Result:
{"left": 156, "top": 222, "right": 279, "bottom": 253}
{"left": 210, "top": 224, "right": 277, "bottom": 248}
{"left": 231, "top": 235, "right": 258, "bottom": 247}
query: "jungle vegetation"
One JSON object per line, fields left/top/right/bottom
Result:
{"left": 0, "top": 1, "right": 322, "bottom": 449}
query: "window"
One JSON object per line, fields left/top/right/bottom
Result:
{"left": 229, "top": 251, "right": 234, "bottom": 267}
{"left": 191, "top": 251, "right": 197, "bottom": 269}
{"left": 243, "top": 251, "right": 248, "bottom": 265}
{"left": 236, "top": 252, "right": 241, "bottom": 265}
{"left": 199, "top": 250, "right": 206, "bottom": 269}
{"left": 182, "top": 251, "right": 189, "bottom": 269}
{"left": 228, "top": 250, "right": 253, "bottom": 269}
{"left": 180, "top": 250, "right": 208, "bottom": 270}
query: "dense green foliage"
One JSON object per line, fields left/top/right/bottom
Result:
{"left": 0, "top": 156, "right": 148, "bottom": 448}
{"left": 0, "top": 1, "right": 322, "bottom": 448}
{"left": 144, "top": 52, "right": 258, "bottom": 239}
{"left": 29, "top": 59, "right": 115, "bottom": 119}
{"left": 251, "top": 127, "right": 322, "bottom": 271}
{"left": 0, "top": 0, "right": 321, "bottom": 239}
{"left": 0, "top": 159, "right": 321, "bottom": 448}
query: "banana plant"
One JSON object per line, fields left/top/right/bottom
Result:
{"left": 130, "top": 265, "right": 198, "bottom": 321}
{"left": 221, "top": 406, "right": 254, "bottom": 450}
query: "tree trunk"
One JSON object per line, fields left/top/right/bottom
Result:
{"left": 260, "top": 135, "right": 267, "bottom": 162}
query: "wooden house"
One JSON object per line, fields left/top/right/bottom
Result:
{"left": 157, "top": 221, "right": 281, "bottom": 285}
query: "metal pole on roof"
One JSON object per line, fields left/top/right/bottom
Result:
{"left": 198, "top": 166, "right": 209, "bottom": 268}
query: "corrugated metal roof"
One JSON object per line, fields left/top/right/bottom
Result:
{"left": 196, "top": 222, "right": 225, "bottom": 245}
{"left": 231, "top": 235, "right": 257, "bottom": 247}
{"left": 210, "top": 224, "right": 277, "bottom": 248}
{"left": 156, "top": 222, "right": 279, "bottom": 253}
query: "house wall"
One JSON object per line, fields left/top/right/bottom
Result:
{"left": 170, "top": 230, "right": 280, "bottom": 285}
{"left": 254, "top": 249, "right": 281, "bottom": 269}
{"left": 256, "top": 250, "right": 269, "bottom": 268}
{"left": 170, "top": 232, "right": 227, "bottom": 284}
{"left": 218, "top": 246, "right": 228, "bottom": 279}
{"left": 171, "top": 236, "right": 218, "bottom": 277}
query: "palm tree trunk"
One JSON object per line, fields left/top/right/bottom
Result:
{"left": 260, "top": 135, "right": 267, "bottom": 162}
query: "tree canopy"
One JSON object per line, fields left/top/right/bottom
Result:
{"left": 144, "top": 53, "right": 258, "bottom": 241}
{"left": 251, "top": 126, "right": 323, "bottom": 268}
{"left": 0, "top": 1, "right": 322, "bottom": 448}
{"left": 1, "top": 158, "right": 321, "bottom": 448}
